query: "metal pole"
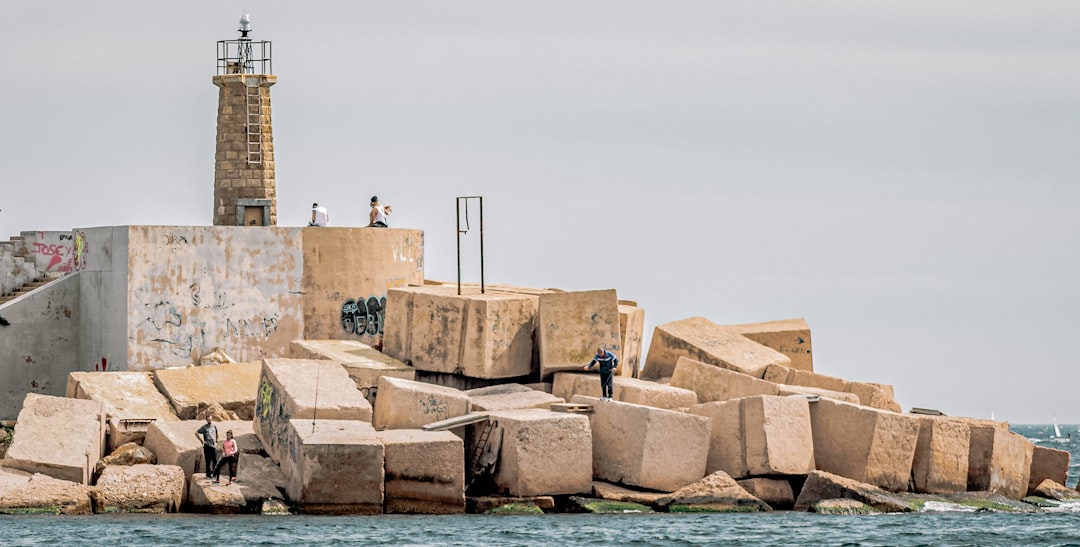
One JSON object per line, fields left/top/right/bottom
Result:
{"left": 456, "top": 197, "right": 462, "bottom": 296}
{"left": 479, "top": 196, "right": 485, "bottom": 294}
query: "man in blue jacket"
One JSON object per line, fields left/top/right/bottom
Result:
{"left": 584, "top": 346, "right": 619, "bottom": 401}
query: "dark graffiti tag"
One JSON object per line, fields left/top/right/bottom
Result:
{"left": 341, "top": 295, "right": 386, "bottom": 336}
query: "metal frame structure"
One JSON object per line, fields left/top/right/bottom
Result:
{"left": 216, "top": 39, "right": 272, "bottom": 75}
{"left": 456, "top": 196, "right": 485, "bottom": 295}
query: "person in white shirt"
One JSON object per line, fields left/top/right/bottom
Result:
{"left": 369, "top": 195, "right": 392, "bottom": 227}
{"left": 310, "top": 203, "right": 330, "bottom": 226}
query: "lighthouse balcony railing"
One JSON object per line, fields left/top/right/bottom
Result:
{"left": 216, "top": 39, "right": 272, "bottom": 76}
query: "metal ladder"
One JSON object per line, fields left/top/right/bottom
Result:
{"left": 244, "top": 77, "right": 262, "bottom": 165}
{"left": 467, "top": 419, "right": 496, "bottom": 489}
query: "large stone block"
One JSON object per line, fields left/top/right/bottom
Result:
{"left": 3, "top": 393, "right": 105, "bottom": 484}
{"left": 776, "top": 385, "right": 860, "bottom": 404}
{"left": 911, "top": 416, "right": 970, "bottom": 494}
{"left": 373, "top": 376, "right": 471, "bottom": 430}
{"left": 253, "top": 359, "right": 372, "bottom": 466}
{"left": 670, "top": 357, "right": 781, "bottom": 404}
{"left": 536, "top": 289, "right": 622, "bottom": 379}
{"left": 966, "top": 420, "right": 1034, "bottom": 499}
{"left": 617, "top": 303, "right": 645, "bottom": 378}
{"left": 843, "top": 381, "right": 901, "bottom": 412}
{"left": 281, "top": 419, "right": 384, "bottom": 514}
{"left": 376, "top": 429, "right": 465, "bottom": 513}
{"left": 66, "top": 371, "right": 179, "bottom": 451}
{"left": 143, "top": 420, "right": 263, "bottom": 481}
{"left": 383, "top": 285, "right": 537, "bottom": 379}
{"left": 465, "top": 384, "right": 564, "bottom": 411}
{"left": 727, "top": 318, "right": 813, "bottom": 372}
{"left": 689, "top": 395, "right": 813, "bottom": 478}
{"left": 641, "top": 317, "right": 791, "bottom": 379}
{"left": 553, "top": 372, "right": 695, "bottom": 410}
{"left": 153, "top": 362, "right": 262, "bottom": 420}
{"left": 96, "top": 464, "right": 185, "bottom": 513}
{"left": 786, "top": 369, "right": 847, "bottom": 393}
{"left": 1028, "top": 445, "right": 1070, "bottom": 496}
{"left": 0, "top": 467, "right": 96, "bottom": 515}
{"left": 808, "top": 398, "right": 918, "bottom": 492}
{"left": 483, "top": 409, "right": 593, "bottom": 497}
{"left": 288, "top": 339, "right": 415, "bottom": 407}
{"left": 574, "top": 395, "right": 710, "bottom": 492}
{"left": 187, "top": 453, "right": 286, "bottom": 514}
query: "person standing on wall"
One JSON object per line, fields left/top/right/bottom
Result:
{"left": 194, "top": 415, "right": 218, "bottom": 479}
{"left": 584, "top": 345, "right": 619, "bottom": 401}
{"left": 369, "top": 195, "right": 392, "bottom": 227}
{"left": 310, "top": 202, "right": 330, "bottom": 226}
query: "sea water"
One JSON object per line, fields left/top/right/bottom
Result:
{"left": 3, "top": 424, "right": 1080, "bottom": 547}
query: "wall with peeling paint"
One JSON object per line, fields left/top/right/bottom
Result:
{"left": 0, "top": 274, "right": 80, "bottom": 420}
{"left": 77, "top": 226, "right": 129, "bottom": 374}
{"left": 302, "top": 227, "right": 424, "bottom": 348}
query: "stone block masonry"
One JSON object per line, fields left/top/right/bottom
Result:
{"left": 213, "top": 74, "right": 277, "bottom": 227}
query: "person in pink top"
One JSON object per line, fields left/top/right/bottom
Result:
{"left": 212, "top": 430, "right": 239, "bottom": 485}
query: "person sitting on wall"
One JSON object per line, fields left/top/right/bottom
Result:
{"left": 310, "top": 202, "right": 330, "bottom": 226}
{"left": 369, "top": 195, "right": 392, "bottom": 227}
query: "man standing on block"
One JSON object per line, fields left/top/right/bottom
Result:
{"left": 195, "top": 415, "right": 219, "bottom": 479}
{"left": 584, "top": 345, "right": 619, "bottom": 401}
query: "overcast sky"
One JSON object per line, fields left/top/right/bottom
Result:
{"left": 2, "top": 2, "right": 1077, "bottom": 424}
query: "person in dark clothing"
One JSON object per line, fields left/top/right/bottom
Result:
{"left": 584, "top": 346, "right": 619, "bottom": 401}
{"left": 194, "top": 416, "right": 218, "bottom": 479}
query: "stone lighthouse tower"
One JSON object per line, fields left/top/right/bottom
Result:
{"left": 213, "top": 14, "right": 277, "bottom": 226}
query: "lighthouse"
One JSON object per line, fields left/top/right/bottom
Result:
{"left": 213, "top": 14, "right": 277, "bottom": 226}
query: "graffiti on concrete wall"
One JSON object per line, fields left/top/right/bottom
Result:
{"left": 341, "top": 296, "right": 386, "bottom": 336}
{"left": 393, "top": 234, "right": 424, "bottom": 273}
{"left": 31, "top": 232, "right": 76, "bottom": 272}
{"left": 73, "top": 232, "right": 88, "bottom": 271}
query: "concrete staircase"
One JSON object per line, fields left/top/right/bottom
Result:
{"left": 1, "top": 234, "right": 67, "bottom": 305}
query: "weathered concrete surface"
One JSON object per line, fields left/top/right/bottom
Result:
{"left": 96, "top": 464, "right": 185, "bottom": 513}
{"left": 288, "top": 339, "right": 415, "bottom": 407}
{"left": 574, "top": 395, "right": 710, "bottom": 492}
{"left": 20, "top": 230, "right": 78, "bottom": 273}
{"left": 727, "top": 318, "right": 813, "bottom": 372}
{"left": 153, "top": 362, "right": 262, "bottom": 420}
{"left": 0, "top": 273, "right": 80, "bottom": 422}
{"left": 737, "top": 478, "right": 795, "bottom": 510}
{"left": 281, "top": 419, "right": 384, "bottom": 514}
{"left": 484, "top": 409, "right": 593, "bottom": 497}
{"left": 776, "top": 384, "right": 860, "bottom": 404}
{"left": 373, "top": 376, "right": 471, "bottom": 430}
{"left": 654, "top": 470, "right": 771, "bottom": 512}
{"left": 66, "top": 371, "right": 178, "bottom": 450}
{"left": 552, "top": 373, "right": 695, "bottom": 410}
{"left": 300, "top": 227, "right": 425, "bottom": 344}
{"left": 3, "top": 393, "right": 105, "bottom": 484}
{"left": 122, "top": 226, "right": 305, "bottom": 369}
{"left": 689, "top": 395, "right": 814, "bottom": 478}
{"left": 641, "top": 317, "right": 791, "bottom": 379}
{"left": 465, "top": 384, "right": 564, "bottom": 411}
{"left": 187, "top": 455, "right": 285, "bottom": 514}
{"left": 94, "top": 442, "right": 156, "bottom": 476}
{"left": 0, "top": 466, "right": 96, "bottom": 515}
{"left": 143, "top": 420, "right": 264, "bottom": 481}
{"left": 617, "top": 303, "right": 645, "bottom": 377}
{"left": 467, "top": 495, "right": 555, "bottom": 514}
{"left": 1033, "top": 479, "right": 1080, "bottom": 501}
{"left": 591, "top": 481, "right": 668, "bottom": 505}
{"left": 536, "top": 289, "right": 622, "bottom": 379}
{"left": 254, "top": 359, "right": 372, "bottom": 467}
{"left": 376, "top": 429, "right": 465, "bottom": 514}
{"left": 844, "top": 381, "right": 902, "bottom": 412}
{"left": 808, "top": 398, "right": 919, "bottom": 492}
{"left": 786, "top": 369, "right": 847, "bottom": 393}
{"left": 793, "top": 470, "right": 911, "bottom": 513}
{"left": 966, "top": 419, "right": 1035, "bottom": 499}
{"left": 1028, "top": 445, "right": 1070, "bottom": 496}
{"left": 670, "top": 357, "right": 781, "bottom": 403}
{"left": 911, "top": 416, "right": 970, "bottom": 494}
{"left": 383, "top": 285, "right": 538, "bottom": 379}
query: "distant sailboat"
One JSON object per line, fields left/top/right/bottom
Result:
{"left": 990, "top": 410, "right": 995, "bottom": 422}
{"left": 1051, "top": 415, "right": 1070, "bottom": 443}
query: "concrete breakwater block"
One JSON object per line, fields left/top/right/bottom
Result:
{"left": 689, "top": 395, "right": 814, "bottom": 478}
{"left": 617, "top": 303, "right": 645, "bottom": 377}
{"left": 187, "top": 454, "right": 285, "bottom": 514}
{"left": 965, "top": 419, "right": 1034, "bottom": 499}
{"left": 96, "top": 464, "right": 185, "bottom": 513}
{"left": 254, "top": 359, "right": 372, "bottom": 467}
{"left": 153, "top": 362, "right": 262, "bottom": 420}
{"left": 383, "top": 285, "right": 537, "bottom": 379}
{"left": 726, "top": 318, "right": 814, "bottom": 372}
{"left": 376, "top": 429, "right": 465, "bottom": 514}
{"left": 66, "top": 371, "right": 179, "bottom": 451}
{"left": 552, "top": 372, "right": 695, "bottom": 410}
{"left": 287, "top": 340, "right": 415, "bottom": 407}
{"left": 671, "top": 357, "right": 781, "bottom": 404}
{"left": 465, "top": 383, "right": 564, "bottom": 412}
{"left": 373, "top": 376, "right": 471, "bottom": 430}
{"left": 282, "top": 419, "right": 384, "bottom": 514}
{"left": 479, "top": 409, "right": 593, "bottom": 497}
{"left": 536, "top": 289, "right": 622, "bottom": 379}
{"left": 4, "top": 393, "right": 106, "bottom": 484}
{"left": 911, "top": 415, "right": 970, "bottom": 494}
{"left": 1028, "top": 444, "right": 1070, "bottom": 497}
{"left": 143, "top": 420, "right": 264, "bottom": 481}
{"left": 641, "top": 317, "right": 791, "bottom": 380}
{"left": 809, "top": 398, "right": 919, "bottom": 492}
{"left": 574, "top": 395, "right": 710, "bottom": 492}
{"left": 0, "top": 467, "right": 96, "bottom": 515}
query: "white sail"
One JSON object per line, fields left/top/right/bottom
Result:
{"left": 1054, "top": 415, "right": 1063, "bottom": 438}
